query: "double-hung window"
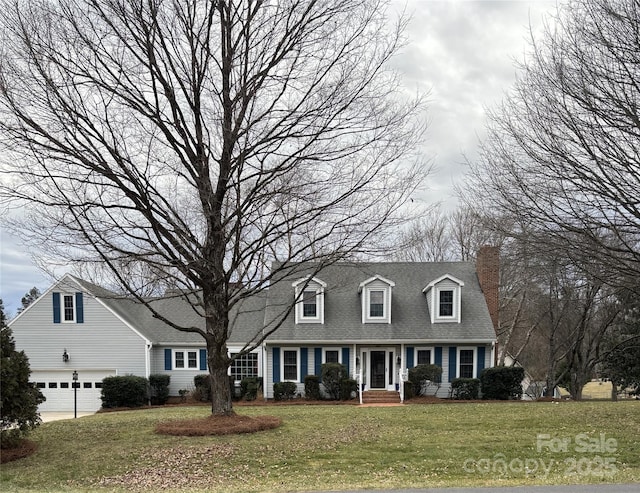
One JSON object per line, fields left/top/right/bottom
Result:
{"left": 439, "top": 290, "right": 454, "bottom": 317}
{"left": 416, "top": 349, "right": 432, "bottom": 365}
{"left": 302, "top": 290, "right": 317, "bottom": 317}
{"left": 293, "top": 277, "right": 326, "bottom": 324}
{"left": 369, "top": 290, "right": 384, "bottom": 318}
{"left": 324, "top": 349, "right": 340, "bottom": 364}
{"left": 63, "top": 295, "right": 75, "bottom": 322}
{"left": 53, "top": 291, "right": 84, "bottom": 324}
{"left": 283, "top": 350, "right": 298, "bottom": 381}
{"left": 174, "top": 350, "right": 198, "bottom": 369}
{"left": 359, "top": 275, "right": 394, "bottom": 323}
{"left": 459, "top": 349, "right": 474, "bottom": 378}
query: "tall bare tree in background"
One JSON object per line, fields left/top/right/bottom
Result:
{"left": 462, "top": 0, "right": 640, "bottom": 397}
{"left": 465, "top": 0, "right": 640, "bottom": 292}
{"left": 0, "top": 0, "right": 427, "bottom": 415}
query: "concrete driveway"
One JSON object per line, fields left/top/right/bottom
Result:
{"left": 40, "top": 412, "right": 95, "bottom": 422}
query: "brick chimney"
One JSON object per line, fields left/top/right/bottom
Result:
{"left": 476, "top": 246, "right": 499, "bottom": 332}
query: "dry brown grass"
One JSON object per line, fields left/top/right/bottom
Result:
{"left": 154, "top": 413, "right": 281, "bottom": 436}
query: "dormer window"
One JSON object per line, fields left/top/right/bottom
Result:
{"left": 359, "top": 275, "right": 394, "bottom": 324}
{"left": 302, "top": 290, "right": 317, "bottom": 317}
{"left": 423, "top": 274, "right": 464, "bottom": 323}
{"left": 369, "top": 290, "right": 384, "bottom": 317}
{"left": 438, "top": 289, "right": 454, "bottom": 318}
{"left": 293, "top": 277, "right": 326, "bottom": 324}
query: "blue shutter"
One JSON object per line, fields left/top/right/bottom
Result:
{"left": 314, "top": 348, "right": 322, "bottom": 376}
{"left": 200, "top": 349, "right": 207, "bottom": 370}
{"left": 300, "top": 348, "right": 308, "bottom": 379}
{"left": 53, "top": 292, "right": 61, "bottom": 323}
{"left": 477, "top": 346, "right": 486, "bottom": 377}
{"left": 342, "top": 347, "right": 350, "bottom": 375}
{"left": 273, "top": 347, "right": 281, "bottom": 383}
{"left": 164, "top": 349, "right": 172, "bottom": 370}
{"left": 435, "top": 347, "right": 443, "bottom": 368}
{"left": 406, "top": 347, "right": 415, "bottom": 368}
{"left": 75, "top": 292, "right": 84, "bottom": 323}
{"left": 448, "top": 347, "right": 457, "bottom": 382}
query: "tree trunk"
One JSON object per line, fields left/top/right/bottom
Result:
{"left": 208, "top": 343, "right": 233, "bottom": 416}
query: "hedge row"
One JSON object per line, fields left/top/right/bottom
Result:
{"left": 450, "top": 366, "right": 525, "bottom": 400}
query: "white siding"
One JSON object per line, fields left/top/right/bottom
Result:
{"left": 11, "top": 284, "right": 148, "bottom": 388}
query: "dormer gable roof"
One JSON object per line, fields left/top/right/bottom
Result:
{"left": 292, "top": 276, "right": 327, "bottom": 288}
{"left": 358, "top": 274, "right": 395, "bottom": 293}
{"left": 422, "top": 274, "right": 465, "bottom": 293}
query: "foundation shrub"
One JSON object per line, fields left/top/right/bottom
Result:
{"left": 451, "top": 378, "right": 480, "bottom": 400}
{"left": 101, "top": 375, "right": 148, "bottom": 408}
{"left": 273, "top": 381, "right": 297, "bottom": 400}
{"left": 304, "top": 375, "right": 321, "bottom": 400}
{"left": 148, "top": 374, "right": 170, "bottom": 405}
{"left": 480, "top": 366, "right": 525, "bottom": 400}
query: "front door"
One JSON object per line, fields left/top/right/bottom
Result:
{"left": 370, "top": 350, "right": 386, "bottom": 389}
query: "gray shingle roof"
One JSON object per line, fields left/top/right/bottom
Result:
{"left": 263, "top": 262, "right": 496, "bottom": 343}
{"left": 69, "top": 259, "right": 496, "bottom": 346}
{"left": 71, "top": 276, "right": 266, "bottom": 346}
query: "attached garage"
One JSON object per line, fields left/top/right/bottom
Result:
{"left": 32, "top": 370, "right": 116, "bottom": 412}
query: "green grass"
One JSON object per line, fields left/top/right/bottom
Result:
{"left": 1, "top": 401, "right": 639, "bottom": 492}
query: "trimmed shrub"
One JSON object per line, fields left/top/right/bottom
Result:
{"left": 451, "top": 378, "right": 480, "bottom": 400}
{"left": 304, "top": 375, "right": 321, "bottom": 400}
{"left": 273, "top": 381, "right": 297, "bottom": 400}
{"left": 480, "top": 366, "right": 525, "bottom": 400}
{"left": 321, "top": 363, "right": 347, "bottom": 400}
{"left": 194, "top": 374, "right": 211, "bottom": 401}
{"left": 408, "top": 364, "right": 442, "bottom": 396}
{"left": 240, "top": 377, "right": 261, "bottom": 401}
{"left": 195, "top": 374, "right": 237, "bottom": 401}
{"left": 101, "top": 375, "right": 148, "bottom": 408}
{"left": 339, "top": 378, "right": 358, "bottom": 400}
{"left": 149, "top": 374, "right": 170, "bottom": 405}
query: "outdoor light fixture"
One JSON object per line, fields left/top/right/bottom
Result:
{"left": 62, "top": 349, "right": 69, "bottom": 363}
{"left": 396, "top": 356, "right": 401, "bottom": 365}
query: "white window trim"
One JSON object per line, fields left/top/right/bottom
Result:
{"left": 368, "top": 289, "right": 386, "bottom": 319}
{"left": 436, "top": 287, "right": 457, "bottom": 320}
{"left": 424, "top": 275, "right": 465, "bottom": 324}
{"left": 359, "top": 275, "right": 394, "bottom": 324}
{"left": 457, "top": 347, "right": 477, "bottom": 379}
{"left": 281, "top": 348, "right": 300, "bottom": 382}
{"left": 361, "top": 286, "right": 392, "bottom": 323}
{"left": 293, "top": 278, "right": 326, "bottom": 324}
{"left": 323, "top": 348, "right": 342, "bottom": 364}
{"left": 414, "top": 347, "right": 435, "bottom": 366}
{"left": 173, "top": 349, "right": 200, "bottom": 371}
{"left": 61, "top": 293, "right": 76, "bottom": 323}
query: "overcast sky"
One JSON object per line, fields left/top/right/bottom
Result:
{"left": 0, "top": 0, "right": 558, "bottom": 316}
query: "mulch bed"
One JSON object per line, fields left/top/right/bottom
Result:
{"left": 155, "top": 413, "right": 281, "bottom": 436}
{"left": 1, "top": 439, "right": 38, "bottom": 464}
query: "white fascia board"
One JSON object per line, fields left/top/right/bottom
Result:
{"left": 358, "top": 275, "right": 396, "bottom": 291}
{"left": 291, "top": 276, "right": 327, "bottom": 288}
{"left": 422, "top": 274, "right": 465, "bottom": 292}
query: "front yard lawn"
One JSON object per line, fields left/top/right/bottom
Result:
{"left": 1, "top": 401, "right": 639, "bottom": 492}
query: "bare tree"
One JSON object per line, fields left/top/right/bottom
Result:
{"left": 0, "top": 0, "right": 427, "bottom": 415}
{"left": 464, "top": 0, "right": 640, "bottom": 292}
{"left": 392, "top": 204, "right": 453, "bottom": 262}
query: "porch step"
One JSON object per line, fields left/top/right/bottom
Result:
{"left": 361, "top": 390, "right": 401, "bottom": 405}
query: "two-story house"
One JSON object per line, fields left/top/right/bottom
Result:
{"left": 261, "top": 247, "right": 498, "bottom": 399}
{"left": 9, "top": 247, "right": 498, "bottom": 411}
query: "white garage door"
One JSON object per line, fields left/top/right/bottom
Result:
{"left": 32, "top": 370, "right": 116, "bottom": 412}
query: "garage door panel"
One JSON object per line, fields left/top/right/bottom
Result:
{"left": 33, "top": 370, "right": 116, "bottom": 412}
